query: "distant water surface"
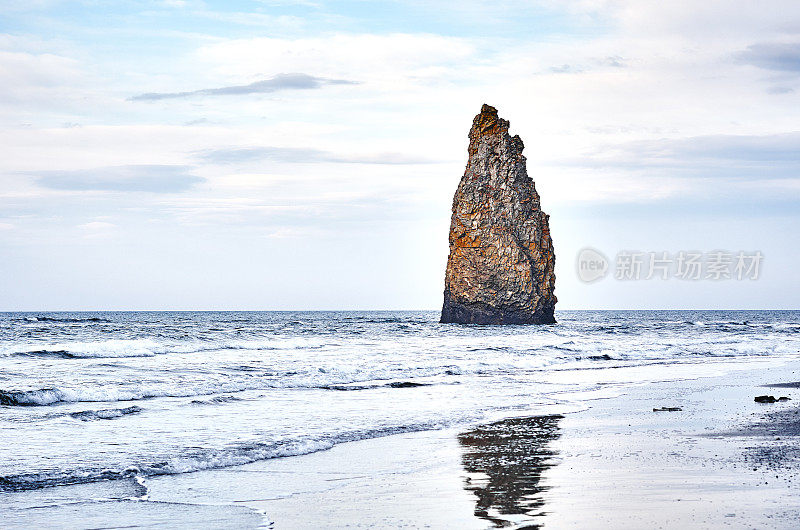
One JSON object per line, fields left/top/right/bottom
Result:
{"left": 0, "top": 310, "right": 798, "bottom": 492}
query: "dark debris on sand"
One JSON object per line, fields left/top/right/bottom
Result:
{"left": 737, "top": 397, "right": 800, "bottom": 473}
{"left": 754, "top": 395, "right": 791, "bottom": 403}
{"left": 764, "top": 382, "right": 800, "bottom": 389}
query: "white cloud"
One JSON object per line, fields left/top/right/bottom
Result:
{"left": 130, "top": 73, "right": 357, "bottom": 101}
{"left": 34, "top": 165, "right": 203, "bottom": 193}
{"left": 77, "top": 221, "right": 117, "bottom": 241}
{"left": 196, "top": 33, "right": 476, "bottom": 84}
{"left": 3, "top": 1, "right": 800, "bottom": 308}
{"left": 0, "top": 50, "right": 83, "bottom": 105}
{"left": 78, "top": 221, "right": 116, "bottom": 230}
{"left": 190, "top": 9, "right": 306, "bottom": 28}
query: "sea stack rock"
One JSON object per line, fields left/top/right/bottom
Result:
{"left": 440, "top": 104, "right": 556, "bottom": 324}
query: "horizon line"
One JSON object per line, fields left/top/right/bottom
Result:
{"left": 2, "top": 308, "right": 798, "bottom": 313}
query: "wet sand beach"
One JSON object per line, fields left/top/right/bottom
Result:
{"left": 5, "top": 357, "right": 800, "bottom": 528}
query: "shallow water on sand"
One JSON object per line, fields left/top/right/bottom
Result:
{"left": 0, "top": 310, "right": 798, "bottom": 492}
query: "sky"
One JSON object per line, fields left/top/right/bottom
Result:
{"left": 1, "top": 0, "right": 799, "bottom": 311}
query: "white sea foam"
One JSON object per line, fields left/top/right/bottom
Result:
{"left": 1, "top": 310, "right": 798, "bottom": 494}
{"left": 0, "top": 418, "right": 473, "bottom": 492}
{"left": 0, "top": 367, "right": 467, "bottom": 406}
{"left": 0, "top": 384, "right": 261, "bottom": 406}
{"left": 69, "top": 406, "right": 143, "bottom": 421}
{"left": 3, "top": 337, "right": 333, "bottom": 359}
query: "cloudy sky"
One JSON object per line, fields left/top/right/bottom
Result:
{"left": 1, "top": 0, "right": 798, "bottom": 310}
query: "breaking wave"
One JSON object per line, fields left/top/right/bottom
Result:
{"left": 16, "top": 350, "right": 79, "bottom": 359}
{"left": 0, "top": 420, "right": 460, "bottom": 492}
{"left": 69, "top": 406, "right": 143, "bottom": 421}
{"left": 20, "top": 316, "right": 110, "bottom": 323}
{"left": 320, "top": 381, "right": 431, "bottom": 391}
{"left": 2, "top": 309, "right": 798, "bottom": 495}
{"left": 190, "top": 395, "right": 242, "bottom": 405}
{"left": 4, "top": 337, "right": 330, "bottom": 359}
{"left": 0, "top": 377, "right": 440, "bottom": 407}
{"left": 0, "top": 386, "right": 244, "bottom": 406}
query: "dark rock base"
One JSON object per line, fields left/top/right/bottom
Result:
{"left": 440, "top": 292, "right": 555, "bottom": 325}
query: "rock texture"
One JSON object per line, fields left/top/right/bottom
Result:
{"left": 440, "top": 104, "right": 556, "bottom": 324}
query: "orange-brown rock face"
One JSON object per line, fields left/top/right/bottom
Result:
{"left": 440, "top": 104, "right": 556, "bottom": 324}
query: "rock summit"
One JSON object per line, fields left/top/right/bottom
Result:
{"left": 440, "top": 104, "right": 556, "bottom": 324}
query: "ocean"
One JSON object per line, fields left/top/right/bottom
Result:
{"left": 1, "top": 310, "right": 798, "bottom": 493}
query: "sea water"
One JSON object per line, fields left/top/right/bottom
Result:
{"left": 0, "top": 310, "right": 798, "bottom": 493}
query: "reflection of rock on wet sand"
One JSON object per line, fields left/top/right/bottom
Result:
{"left": 458, "top": 415, "right": 563, "bottom": 528}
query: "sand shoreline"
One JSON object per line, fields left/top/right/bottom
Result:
{"left": 4, "top": 358, "right": 800, "bottom": 528}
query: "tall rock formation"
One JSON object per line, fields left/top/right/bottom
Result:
{"left": 440, "top": 104, "right": 556, "bottom": 324}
